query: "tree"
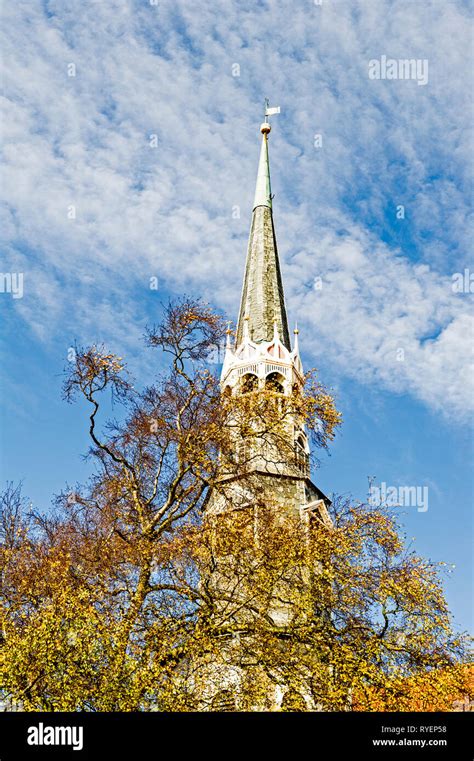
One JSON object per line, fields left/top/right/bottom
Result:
{"left": 0, "top": 300, "right": 467, "bottom": 711}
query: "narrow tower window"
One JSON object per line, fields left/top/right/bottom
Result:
{"left": 295, "top": 434, "right": 309, "bottom": 475}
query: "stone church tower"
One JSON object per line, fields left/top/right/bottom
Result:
{"left": 200, "top": 111, "right": 332, "bottom": 711}
{"left": 217, "top": 111, "right": 331, "bottom": 528}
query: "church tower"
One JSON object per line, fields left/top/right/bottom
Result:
{"left": 199, "top": 109, "right": 333, "bottom": 711}
{"left": 217, "top": 108, "right": 331, "bottom": 529}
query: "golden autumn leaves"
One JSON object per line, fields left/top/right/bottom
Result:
{"left": 0, "top": 300, "right": 468, "bottom": 711}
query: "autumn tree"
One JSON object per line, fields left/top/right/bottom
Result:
{"left": 0, "top": 300, "right": 467, "bottom": 711}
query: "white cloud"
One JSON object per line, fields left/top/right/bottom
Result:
{"left": 1, "top": 0, "right": 473, "bottom": 419}
{"left": 286, "top": 223, "right": 473, "bottom": 416}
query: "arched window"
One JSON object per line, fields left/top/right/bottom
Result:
{"left": 211, "top": 689, "right": 236, "bottom": 712}
{"left": 241, "top": 373, "right": 258, "bottom": 393}
{"left": 265, "top": 372, "right": 285, "bottom": 393}
{"left": 295, "top": 434, "right": 306, "bottom": 452}
{"left": 223, "top": 385, "right": 232, "bottom": 398}
{"left": 294, "top": 434, "right": 309, "bottom": 475}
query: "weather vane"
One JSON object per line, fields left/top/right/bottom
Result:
{"left": 264, "top": 98, "right": 280, "bottom": 123}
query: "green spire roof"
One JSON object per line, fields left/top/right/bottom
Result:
{"left": 253, "top": 132, "right": 272, "bottom": 210}
{"left": 236, "top": 123, "right": 291, "bottom": 350}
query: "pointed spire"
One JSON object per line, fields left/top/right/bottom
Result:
{"left": 236, "top": 108, "right": 291, "bottom": 350}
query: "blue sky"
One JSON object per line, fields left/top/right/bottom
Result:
{"left": 1, "top": 0, "right": 473, "bottom": 633}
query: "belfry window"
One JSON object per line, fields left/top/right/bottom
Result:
{"left": 241, "top": 373, "right": 258, "bottom": 393}
{"left": 265, "top": 372, "right": 284, "bottom": 393}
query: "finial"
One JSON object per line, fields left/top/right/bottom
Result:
{"left": 226, "top": 322, "right": 232, "bottom": 349}
{"left": 261, "top": 99, "right": 280, "bottom": 135}
{"left": 293, "top": 323, "right": 299, "bottom": 353}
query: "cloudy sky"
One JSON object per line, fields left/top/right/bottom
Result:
{"left": 1, "top": 0, "right": 473, "bottom": 631}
